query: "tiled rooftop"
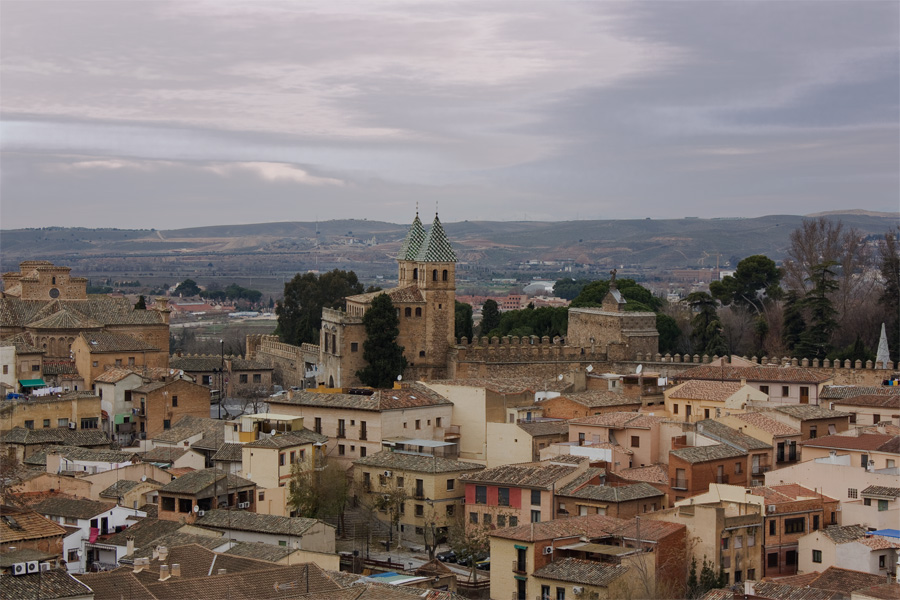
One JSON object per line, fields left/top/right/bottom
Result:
{"left": 79, "top": 331, "right": 161, "bottom": 353}
{"left": 159, "top": 468, "right": 255, "bottom": 495}
{"left": 820, "top": 524, "right": 867, "bottom": 544}
{"left": 668, "top": 380, "right": 744, "bottom": 401}
{"left": 532, "top": 557, "right": 629, "bottom": 586}
{"left": 774, "top": 405, "right": 851, "bottom": 420}
{"left": 354, "top": 450, "right": 485, "bottom": 474}
{"left": 492, "top": 513, "right": 627, "bottom": 542}
{"left": 617, "top": 464, "right": 669, "bottom": 485}
{"left": 1, "top": 568, "right": 94, "bottom": 599}
{"left": 459, "top": 460, "right": 580, "bottom": 489}
{"left": 270, "top": 382, "right": 450, "bottom": 411}
{"left": 798, "top": 566, "right": 888, "bottom": 594}
{"left": 211, "top": 443, "right": 244, "bottom": 462}
{"left": 151, "top": 414, "right": 224, "bottom": 448}
{"left": 677, "top": 364, "right": 832, "bottom": 383}
{"left": 749, "top": 484, "right": 837, "bottom": 505}
{"left": 242, "top": 430, "right": 327, "bottom": 449}
{"left": 696, "top": 419, "right": 773, "bottom": 450}
{"left": 570, "top": 411, "right": 665, "bottom": 429}
{"left": 517, "top": 420, "right": 569, "bottom": 437}
{"left": 428, "top": 376, "right": 572, "bottom": 394}
{"left": 397, "top": 214, "right": 426, "bottom": 261}
{"left": 194, "top": 509, "right": 327, "bottom": 536}
{"left": 1, "top": 296, "right": 165, "bottom": 329}
{"left": 0, "top": 504, "right": 67, "bottom": 543}
{"left": 670, "top": 443, "right": 746, "bottom": 464}
{"left": 32, "top": 496, "right": 115, "bottom": 520}
{"left": 751, "top": 581, "right": 842, "bottom": 600}
{"left": 2, "top": 427, "right": 112, "bottom": 447}
{"left": 733, "top": 412, "right": 800, "bottom": 436}
{"left": 141, "top": 446, "right": 190, "bottom": 463}
{"left": 559, "top": 481, "right": 664, "bottom": 503}
{"left": 552, "top": 390, "right": 643, "bottom": 408}
{"left": 801, "top": 432, "right": 898, "bottom": 453}
{"left": 861, "top": 485, "right": 900, "bottom": 498}
{"left": 821, "top": 385, "right": 900, "bottom": 399}
{"left": 831, "top": 394, "right": 900, "bottom": 408}
{"left": 347, "top": 284, "right": 426, "bottom": 305}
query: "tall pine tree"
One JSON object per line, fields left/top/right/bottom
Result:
{"left": 356, "top": 294, "right": 407, "bottom": 388}
{"left": 795, "top": 261, "right": 839, "bottom": 360}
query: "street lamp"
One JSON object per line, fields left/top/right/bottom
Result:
{"left": 219, "top": 339, "right": 224, "bottom": 419}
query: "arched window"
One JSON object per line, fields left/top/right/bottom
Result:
{"left": 413, "top": 268, "right": 418, "bottom": 280}
{"left": 432, "top": 270, "right": 438, "bottom": 281}
{"left": 442, "top": 269, "right": 448, "bottom": 281}
{"left": 405, "top": 307, "right": 412, "bottom": 317}
{"left": 415, "top": 307, "right": 422, "bottom": 317}
{"left": 329, "top": 376, "right": 335, "bottom": 388}
{"left": 52, "top": 277, "right": 56, "bottom": 285}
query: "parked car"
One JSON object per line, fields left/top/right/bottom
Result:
{"left": 436, "top": 549, "right": 457, "bottom": 563}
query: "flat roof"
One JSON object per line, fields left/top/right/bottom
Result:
{"left": 382, "top": 437, "right": 455, "bottom": 448}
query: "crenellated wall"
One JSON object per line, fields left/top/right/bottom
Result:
{"left": 449, "top": 335, "right": 609, "bottom": 379}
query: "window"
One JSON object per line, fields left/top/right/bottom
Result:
{"left": 172, "top": 395, "right": 178, "bottom": 407}
{"left": 280, "top": 453, "right": 288, "bottom": 468}
{"left": 848, "top": 488, "right": 858, "bottom": 499}
{"left": 767, "top": 553, "right": 778, "bottom": 568}
{"left": 314, "top": 417, "right": 322, "bottom": 434}
{"left": 531, "top": 489, "right": 541, "bottom": 506}
{"left": 735, "top": 462, "right": 742, "bottom": 474}
{"left": 782, "top": 386, "right": 789, "bottom": 397}
{"left": 469, "top": 512, "right": 478, "bottom": 524}
{"left": 447, "top": 479, "right": 455, "bottom": 491}
{"left": 290, "top": 451, "right": 296, "bottom": 463}
{"left": 784, "top": 518, "right": 805, "bottom": 534}
{"left": 81, "top": 417, "right": 98, "bottom": 429}
{"left": 58, "top": 418, "right": 68, "bottom": 427}
{"left": 415, "top": 307, "right": 422, "bottom": 317}
{"left": 259, "top": 491, "right": 265, "bottom": 501}
{"left": 809, "top": 426, "right": 817, "bottom": 439}
{"left": 879, "top": 555, "right": 887, "bottom": 569}
{"left": 24, "top": 420, "right": 34, "bottom": 429}
{"left": 785, "top": 550, "right": 797, "bottom": 566}
{"left": 531, "top": 510, "right": 541, "bottom": 523}
{"left": 864, "top": 497, "right": 872, "bottom": 506}
{"left": 721, "top": 537, "right": 729, "bottom": 550}
{"left": 338, "top": 444, "right": 345, "bottom": 456}
{"left": 415, "top": 419, "right": 421, "bottom": 430}
{"left": 43, "top": 419, "right": 50, "bottom": 428}
{"left": 556, "top": 587, "right": 565, "bottom": 600}
{"left": 760, "top": 385, "right": 769, "bottom": 394}
{"left": 338, "top": 419, "right": 346, "bottom": 438}
{"left": 497, "top": 514, "right": 506, "bottom": 527}
{"left": 432, "top": 269, "right": 437, "bottom": 281}
{"left": 769, "top": 520, "right": 776, "bottom": 535}
{"left": 1, "top": 365, "right": 6, "bottom": 374}
{"left": 631, "top": 435, "right": 640, "bottom": 448}
{"left": 873, "top": 414, "right": 881, "bottom": 424}
{"left": 405, "top": 307, "right": 412, "bottom": 317}
{"left": 115, "top": 359, "right": 122, "bottom": 367}
{"left": 722, "top": 556, "right": 731, "bottom": 569}
{"left": 673, "top": 404, "right": 679, "bottom": 415}
{"left": 399, "top": 502, "right": 405, "bottom": 514}
{"left": 747, "top": 569, "right": 755, "bottom": 581}
{"left": 446, "top": 505, "right": 454, "bottom": 517}
{"left": 735, "top": 535, "right": 743, "bottom": 548}
{"left": 415, "top": 504, "right": 424, "bottom": 517}
{"left": 812, "top": 549, "right": 822, "bottom": 563}
{"left": 252, "top": 373, "right": 261, "bottom": 383}
{"left": 202, "top": 375, "right": 211, "bottom": 385}
{"left": 128, "top": 356, "right": 135, "bottom": 367}
{"left": 351, "top": 342, "right": 358, "bottom": 352}
{"left": 510, "top": 516, "right": 518, "bottom": 526}
{"left": 92, "top": 361, "right": 98, "bottom": 367}
{"left": 861, "top": 454, "right": 869, "bottom": 468}
{"left": 442, "top": 269, "right": 448, "bottom": 281}
{"left": 161, "top": 497, "right": 176, "bottom": 512}
{"left": 360, "top": 447, "right": 366, "bottom": 457}
{"left": 704, "top": 409, "right": 710, "bottom": 419}
{"left": 239, "top": 374, "right": 248, "bottom": 383}
{"left": 163, "top": 419, "right": 171, "bottom": 430}
{"left": 483, "top": 513, "right": 491, "bottom": 525}
{"left": 498, "top": 487, "right": 510, "bottom": 506}
{"left": 68, "top": 549, "right": 79, "bottom": 563}
{"left": 475, "top": 486, "right": 487, "bottom": 504}
{"left": 879, "top": 499, "right": 889, "bottom": 511}
{"left": 813, "top": 515, "right": 819, "bottom": 531}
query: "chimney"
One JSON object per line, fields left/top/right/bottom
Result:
{"left": 157, "top": 546, "right": 168, "bottom": 562}
{"left": 171, "top": 564, "right": 181, "bottom": 577}
{"left": 126, "top": 535, "right": 135, "bottom": 557}
{"left": 159, "top": 564, "right": 170, "bottom": 581}
{"left": 740, "top": 378, "right": 747, "bottom": 387}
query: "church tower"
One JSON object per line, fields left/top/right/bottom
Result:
{"left": 413, "top": 213, "right": 457, "bottom": 377}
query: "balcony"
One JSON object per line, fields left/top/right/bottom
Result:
{"left": 672, "top": 478, "right": 688, "bottom": 490}
{"left": 752, "top": 465, "right": 771, "bottom": 475}
{"left": 512, "top": 560, "right": 527, "bottom": 574}
{"left": 444, "top": 425, "right": 461, "bottom": 440}
{"left": 414, "top": 491, "right": 425, "bottom": 500}
{"left": 336, "top": 430, "right": 346, "bottom": 439}
{"left": 359, "top": 431, "right": 368, "bottom": 441}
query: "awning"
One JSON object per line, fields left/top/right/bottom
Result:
{"left": 18, "top": 379, "right": 46, "bottom": 387}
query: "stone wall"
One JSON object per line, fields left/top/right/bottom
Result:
{"left": 449, "top": 335, "right": 610, "bottom": 380}
{"left": 567, "top": 307, "right": 659, "bottom": 361}
{"left": 246, "top": 334, "right": 318, "bottom": 389}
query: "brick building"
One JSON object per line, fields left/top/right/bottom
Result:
{"left": 669, "top": 444, "right": 749, "bottom": 501}
{"left": 131, "top": 377, "right": 211, "bottom": 440}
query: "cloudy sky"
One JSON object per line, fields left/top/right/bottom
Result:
{"left": 1, "top": 1, "right": 897, "bottom": 229}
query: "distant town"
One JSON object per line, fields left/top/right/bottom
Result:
{"left": 1, "top": 214, "right": 898, "bottom": 600}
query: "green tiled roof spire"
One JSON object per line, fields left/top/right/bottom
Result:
{"left": 414, "top": 214, "right": 457, "bottom": 262}
{"left": 397, "top": 213, "right": 426, "bottom": 261}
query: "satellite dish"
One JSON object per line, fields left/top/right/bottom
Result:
{"left": 397, "top": 375, "right": 402, "bottom": 381}
{"left": 586, "top": 365, "right": 593, "bottom": 373}
{"left": 141, "top": 476, "right": 147, "bottom": 482}
{"left": 271, "top": 429, "right": 277, "bottom": 436}
{"left": 193, "top": 505, "right": 200, "bottom": 513}
{"left": 636, "top": 364, "right": 643, "bottom": 375}
{"left": 557, "top": 374, "right": 564, "bottom": 381}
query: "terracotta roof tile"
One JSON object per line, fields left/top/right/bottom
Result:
{"left": 2, "top": 568, "right": 94, "bottom": 599}
{"left": 347, "top": 285, "right": 426, "bottom": 305}
{"left": 570, "top": 411, "right": 665, "bottom": 429}
{"left": 271, "top": 383, "right": 450, "bottom": 411}
{"left": 459, "top": 460, "right": 580, "bottom": 489}
{"left": 774, "top": 405, "right": 851, "bottom": 420}
{"left": 670, "top": 444, "right": 746, "bottom": 463}
{"left": 831, "top": 395, "right": 900, "bottom": 409}
{"left": 243, "top": 430, "right": 327, "bottom": 449}
{"left": 861, "top": 485, "right": 900, "bottom": 498}
{"left": 617, "top": 464, "right": 669, "bottom": 485}
{"left": 517, "top": 420, "right": 569, "bottom": 437}
{"left": 676, "top": 365, "right": 832, "bottom": 384}
{"left": 532, "top": 557, "right": 629, "bottom": 586}
{"left": 194, "top": 509, "right": 328, "bottom": 537}
{"left": 491, "top": 513, "right": 627, "bottom": 542}
{"left": 857, "top": 535, "right": 900, "bottom": 550}
{"left": 0, "top": 505, "right": 67, "bottom": 544}
{"left": 428, "top": 377, "right": 571, "bottom": 394}
{"left": 668, "top": 380, "right": 744, "bottom": 401}
{"left": 749, "top": 484, "right": 836, "bottom": 505}
{"left": 820, "top": 524, "right": 867, "bottom": 544}
{"left": 697, "top": 419, "right": 773, "bottom": 450}
{"left": 802, "top": 566, "right": 887, "bottom": 593}
{"left": 733, "top": 412, "right": 800, "bottom": 436}
{"left": 551, "top": 390, "right": 643, "bottom": 408}
{"left": 821, "top": 385, "right": 900, "bottom": 399}
{"left": 160, "top": 468, "right": 255, "bottom": 494}
{"left": 80, "top": 331, "right": 160, "bottom": 353}
{"left": 32, "top": 496, "right": 115, "bottom": 520}
{"left": 801, "top": 432, "right": 898, "bottom": 453}
{"left": 751, "top": 582, "right": 842, "bottom": 600}
{"left": 354, "top": 450, "right": 484, "bottom": 474}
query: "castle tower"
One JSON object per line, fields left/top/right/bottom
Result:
{"left": 397, "top": 212, "right": 426, "bottom": 286}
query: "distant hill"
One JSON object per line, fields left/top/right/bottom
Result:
{"left": 1, "top": 213, "right": 896, "bottom": 278}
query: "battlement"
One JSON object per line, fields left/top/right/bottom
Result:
{"left": 631, "top": 352, "right": 895, "bottom": 371}
{"left": 453, "top": 335, "right": 607, "bottom": 363}
{"left": 321, "top": 306, "right": 363, "bottom": 325}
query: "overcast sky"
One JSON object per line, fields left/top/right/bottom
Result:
{"left": 1, "top": 1, "right": 897, "bottom": 230}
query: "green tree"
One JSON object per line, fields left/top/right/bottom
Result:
{"left": 687, "top": 292, "right": 727, "bottom": 356}
{"left": 455, "top": 301, "right": 474, "bottom": 341}
{"left": 479, "top": 299, "right": 501, "bottom": 336}
{"left": 570, "top": 278, "right": 661, "bottom": 312}
{"left": 831, "top": 335, "right": 875, "bottom": 364}
{"left": 275, "top": 269, "right": 366, "bottom": 346}
{"left": 357, "top": 294, "right": 407, "bottom": 388}
{"left": 374, "top": 481, "right": 409, "bottom": 549}
{"left": 134, "top": 295, "right": 147, "bottom": 310}
{"left": 553, "top": 277, "right": 593, "bottom": 300}
{"left": 656, "top": 313, "right": 681, "bottom": 354}
{"left": 879, "top": 229, "right": 900, "bottom": 362}
{"left": 287, "top": 461, "right": 350, "bottom": 534}
{"left": 173, "top": 278, "right": 201, "bottom": 297}
{"left": 795, "top": 261, "right": 839, "bottom": 360}
{"left": 709, "top": 254, "right": 782, "bottom": 314}
{"left": 493, "top": 305, "right": 569, "bottom": 339}
{"left": 447, "top": 516, "right": 492, "bottom": 584}
{"left": 781, "top": 290, "right": 806, "bottom": 353}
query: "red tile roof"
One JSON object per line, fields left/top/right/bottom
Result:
{"left": 801, "top": 432, "right": 899, "bottom": 453}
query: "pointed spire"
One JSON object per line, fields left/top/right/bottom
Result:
{"left": 876, "top": 323, "right": 891, "bottom": 366}
{"left": 414, "top": 214, "right": 457, "bottom": 262}
{"left": 397, "top": 213, "right": 426, "bottom": 261}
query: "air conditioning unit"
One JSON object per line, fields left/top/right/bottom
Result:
{"left": 39, "top": 563, "right": 51, "bottom": 572}
{"left": 572, "top": 586, "right": 584, "bottom": 595}
{"left": 383, "top": 470, "right": 392, "bottom": 477}
{"left": 238, "top": 502, "right": 250, "bottom": 509}
{"left": 197, "top": 510, "right": 206, "bottom": 517}
{"left": 68, "top": 422, "right": 76, "bottom": 430}
{"left": 12, "top": 563, "right": 27, "bottom": 576}
{"left": 543, "top": 546, "right": 554, "bottom": 555}
{"left": 26, "top": 561, "right": 39, "bottom": 574}
{"left": 836, "top": 505, "right": 842, "bottom": 512}
{"left": 768, "top": 505, "right": 776, "bottom": 513}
